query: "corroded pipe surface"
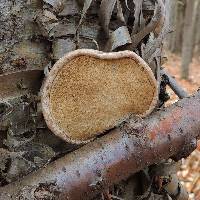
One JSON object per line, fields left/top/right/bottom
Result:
{"left": 0, "top": 92, "right": 200, "bottom": 200}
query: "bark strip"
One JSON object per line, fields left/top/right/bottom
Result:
{"left": 0, "top": 92, "right": 200, "bottom": 200}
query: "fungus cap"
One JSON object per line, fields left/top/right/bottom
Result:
{"left": 41, "top": 49, "right": 158, "bottom": 144}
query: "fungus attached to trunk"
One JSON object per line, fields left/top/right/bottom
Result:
{"left": 41, "top": 49, "right": 158, "bottom": 144}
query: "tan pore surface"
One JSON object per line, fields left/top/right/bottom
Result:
{"left": 48, "top": 55, "right": 156, "bottom": 143}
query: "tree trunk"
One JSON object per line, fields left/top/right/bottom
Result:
{"left": 181, "top": 0, "right": 198, "bottom": 79}
{"left": 194, "top": 1, "right": 200, "bottom": 55}
{"left": 167, "top": 0, "right": 185, "bottom": 54}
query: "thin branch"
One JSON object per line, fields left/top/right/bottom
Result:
{"left": 161, "top": 68, "right": 189, "bottom": 99}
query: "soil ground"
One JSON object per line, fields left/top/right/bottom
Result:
{"left": 165, "top": 52, "right": 200, "bottom": 200}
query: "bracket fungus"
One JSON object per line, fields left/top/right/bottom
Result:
{"left": 41, "top": 49, "right": 158, "bottom": 144}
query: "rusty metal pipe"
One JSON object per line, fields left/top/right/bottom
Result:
{"left": 0, "top": 92, "right": 200, "bottom": 200}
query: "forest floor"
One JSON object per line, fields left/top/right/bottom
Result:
{"left": 165, "top": 52, "right": 200, "bottom": 200}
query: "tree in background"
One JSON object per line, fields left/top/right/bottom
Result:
{"left": 168, "top": 0, "right": 185, "bottom": 53}
{"left": 167, "top": 0, "right": 200, "bottom": 80}
{"left": 181, "top": 0, "right": 199, "bottom": 79}
{"left": 194, "top": 1, "right": 200, "bottom": 54}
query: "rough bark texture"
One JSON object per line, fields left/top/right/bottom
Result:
{"left": 0, "top": 0, "right": 50, "bottom": 74}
